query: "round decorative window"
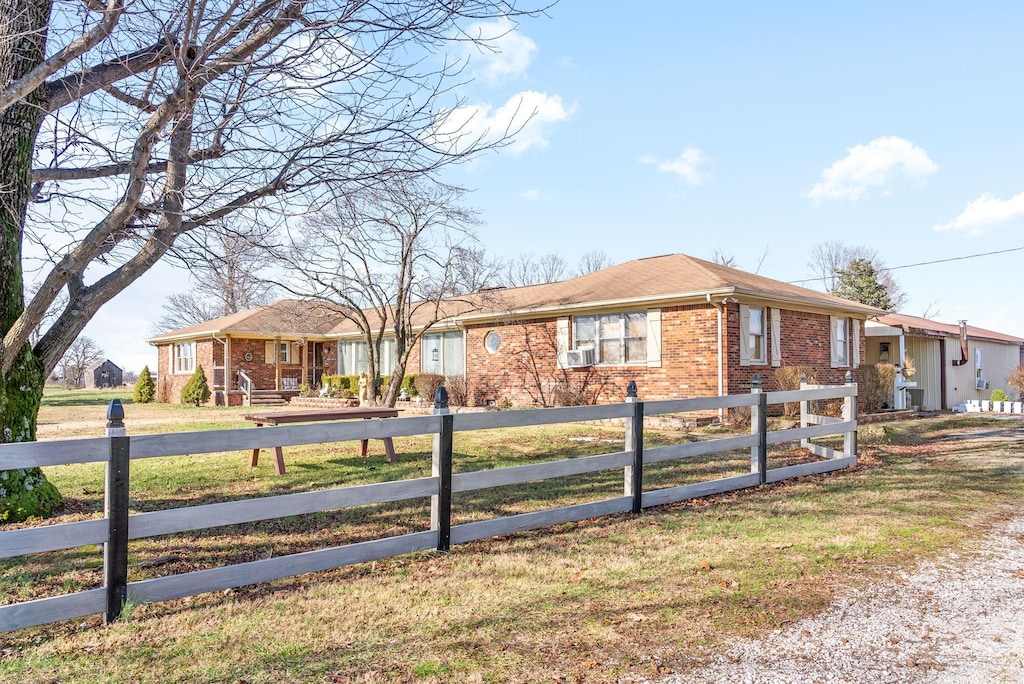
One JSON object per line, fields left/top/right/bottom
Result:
{"left": 484, "top": 331, "right": 500, "bottom": 354}
{"left": 243, "top": 352, "right": 253, "bottom": 362}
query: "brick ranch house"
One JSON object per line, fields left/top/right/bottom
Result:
{"left": 148, "top": 253, "right": 881, "bottom": 406}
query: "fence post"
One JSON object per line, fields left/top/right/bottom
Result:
{"left": 799, "top": 372, "right": 809, "bottom": 450}
{"left": 623, "top": 381, "right": 644, "bottom": 514}
{"left": 430, "top": 387, "right": 453, "bottom": 551}
{"left": 750, "top": 375, "right": 768, "bottom": 484}
{"left": 104, "top": 400, "right": 130, "bottom": 625}
{"left": 843, "top": 370, "right": 858, "bottom": 462}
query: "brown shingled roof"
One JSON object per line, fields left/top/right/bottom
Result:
{"left": 874, "top": 312, "right": 1024, "bottom": 346}
{"left": 150, "top": 253, "right": 883, "bottom": 342}
{"left": 147, "top": 300, "right": 343, "bottom": 343}
{"left": 454, "top": 253, "right": 882, "bottom": 321}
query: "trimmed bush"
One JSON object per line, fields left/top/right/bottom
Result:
{"left": 402, "top": 374, "right": 418, "bottom": 397}
{"left": 415, "top": 374, "right": 445, "bottom": 403}
{"left": 181, "top": 364, "right": 212, "bottom": 406}
{"left": 133, "top": 365, "right": 155, "bottom": 403}
{"left": 990, "top": 389, "right": 1009, "bottom": 403}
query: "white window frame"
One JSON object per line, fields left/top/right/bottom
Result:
{"left": 339, "top": 339, "right": 396, "bottom": 376}
{"left": 421, "top": 331, "right": 465, "bottom": 375}
{"left": 173, "top": 341, "right": 196, "bottom": 374}
{"left": 739, "top": 305, "right": 767, "bottom": 366}
{"left": 830, "top": 316, "right": 850, "bottom": 368}
{"left": 572, "top": 311, "right": 647, "bottom": 366}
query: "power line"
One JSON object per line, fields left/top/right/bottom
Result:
{"left": 789, "top": 245, "right": 1024, "bottom": 284}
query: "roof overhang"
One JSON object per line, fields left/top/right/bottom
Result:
{"left": 453, "top": 286, "right": 880, "bottom": 325}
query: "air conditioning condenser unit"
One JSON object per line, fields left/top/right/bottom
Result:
{"left": 565, "top": 347, "right": 596, "bottom": 368}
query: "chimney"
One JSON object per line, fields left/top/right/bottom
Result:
{"left": 952, "top": 320, "right": 969, "bottom": 366}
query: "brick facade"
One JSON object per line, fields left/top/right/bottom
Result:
{"left": 156, "top": 337, "right": 338, "bottom": 405}
{"left": 154, "top": 305, "right": 867, "bottom": 407}
{"left": 462, "top": 303, "right": 867, "bottom": 407}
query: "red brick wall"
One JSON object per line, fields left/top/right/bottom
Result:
{"left": 723, "top": 306, "right": 866, "bottom": 393}
{"left": 157, "top": 339, "right": 216, "bottom": 403}
{"left": 157, "top": 338, "right": 339, "bottom": 404}
{"left": 462, "top": 303, "right": 866, "bottom": 407}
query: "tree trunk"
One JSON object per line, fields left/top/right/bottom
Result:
{"left": 0, "top": 344, "right": 61, "bottom": 521}
{"left": 0, "top": 0, "right": 64, "bottom": 522}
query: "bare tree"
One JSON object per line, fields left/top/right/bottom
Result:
{"left": 501, "top": 252, "right": 568, "bottom": 287}
{"left": 447, "top": 245, "right": 505, "bottom": 295}
{"left": 154, "top": 225, "right": 277, "bottom": 332}
{"left": 808, "top": 241, "right": 907, "bottom": 310}
{"left": 0, "top": 0, "right": 546, "bottom": 520}
{"left": 58, "top": 336, "right": 103, "bottom": 388}
{"left": 275, "top": 178, "right": 483, "bottom": 408}
{"left": 712, "top": 249, "right": 737, "bottom": 268}
{"left": 921, "top": 300, "right": 942, "bottom": 320}
{"left": 712, "top": 245, "right": 769, "bottom": 274}
{"left": 575, "top": 249, "right": 612, "bottom": 276}
{"left": 153, "top": 293, "right": 226, "bottom": 333}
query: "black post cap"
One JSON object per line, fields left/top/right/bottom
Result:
{"left": 107, "top": 399, "right": 125, "bottom": 428}
{"left": 434, "top": 386, "right": 449, "bottom": 409}
{"left": 626, "top": 380, "right": 638, "bottom": 398}
{"left": 752, "top": 374, "right": 762, "bottom": 388}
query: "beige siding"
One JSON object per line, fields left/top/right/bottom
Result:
{"left": 866, "top": 336, "right": 900, "bottom": 365}
{"left": 865, "top": 335, "right": 941, "bottom": 410}
{"left": 904, "top": 336, "right": 941, "bottom": 410}
{"left": 945, "top": 337, "right": 1023, "bottom": 407}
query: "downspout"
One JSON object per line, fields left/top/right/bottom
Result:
{"left": 212, "top": 334, "right": 228, "bottom": 394}
{"left": 709, "top": 294, "right": 724, "bottom": 421}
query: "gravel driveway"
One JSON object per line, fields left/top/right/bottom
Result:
{"left": 647, "top": 515, "right": 1024, "bottom": 683}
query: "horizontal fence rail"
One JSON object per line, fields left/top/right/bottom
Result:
{"left": 0, "top": 377, "right": 857, "bottom": 634}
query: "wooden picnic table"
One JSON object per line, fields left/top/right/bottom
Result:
{"left": 242, "top": 407, "right": 401, "bottom": 474}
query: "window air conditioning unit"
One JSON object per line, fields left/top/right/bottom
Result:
{"left": 976, "top": 377, "right": 989, "bottom": 391}
{"left": 565, "top": 347, "right": 596, "bottom": 368}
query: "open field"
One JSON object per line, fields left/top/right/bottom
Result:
{"left": 2, "top": 387, "right": 1023, "bottom": 682}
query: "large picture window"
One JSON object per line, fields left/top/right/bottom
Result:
{"left": 339, "top": 339, "right": 396, "bottom": 376}
{"left": 573, "top": 312, "right": 647, "bottom": 365}
{"left": 421, "top": 331, "right": 464, "bottom": 375}
{"left": 174, "top": 342, "right": 196, "bottom": 374}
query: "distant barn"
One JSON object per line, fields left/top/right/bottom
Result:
{"left": 85, "top": 360, "right": 123, "bottom": 388}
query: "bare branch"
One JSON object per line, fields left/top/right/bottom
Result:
{"left": 0, "top": 0, "right": 124, "bottom": 114}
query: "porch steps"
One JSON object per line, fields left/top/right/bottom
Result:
{"left": 249, "top": 391, "right": 290, "bottom": 407}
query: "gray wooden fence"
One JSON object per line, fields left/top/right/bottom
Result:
{"left": 0, "top": 377, "right": 857, "bottom": 634}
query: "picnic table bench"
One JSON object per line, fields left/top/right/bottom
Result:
{"left": 242, "top": 407, "right": 400, "bottom": 474}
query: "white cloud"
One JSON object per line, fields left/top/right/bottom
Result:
{"left": 808, "top": 136, "right": 938, "bottom": 203}
{"left": 641, "top": 147, "right": 711, "bottom": 186}
{"left": 935, "top": 191, "right": 1024, "bottom": 235}
{"left": 520, "top": 188, "right": 542, "bottom": 200}
{"left": 462, "top": 17, "right": 537, "bottom": 85}
{"left": 433, "top": 91, "right": 574, "bottom": 155}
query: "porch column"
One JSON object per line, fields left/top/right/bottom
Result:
{"left": 301, "top": 339, "right": 308, "bottom": 388}
{"left": 275, "top": 336, "right": 281, "bottom": 390}
{"left": 225, "top": 335, "right": 232, "bottom": 399}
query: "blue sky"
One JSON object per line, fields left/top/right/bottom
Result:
{"left": 88, "top": 1, "right": 1024, "bottom": 373}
